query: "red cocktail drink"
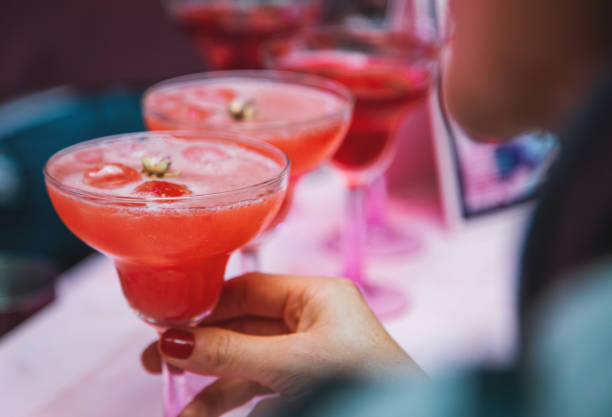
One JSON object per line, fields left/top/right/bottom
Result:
{"left": 265, "top": 27, "right": 438, "bottom": 317}
{"left": 143, "top": 71, "right": 353, "bottom": 269}
{"left": 45, "top": 132, "right": 288, "bottom": 325}
{"left": 143, "top": 71, "right": 351, "bottom": 177}
{"left": 268, "top": 30, "right": 436, "bottom": 186}
{"left": 165, "top": 0, "right": 320, "bottom": 70}
{"left": 44, "top": 131, "right": 289, "bottom": 417}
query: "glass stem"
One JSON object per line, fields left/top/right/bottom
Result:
{"left": 343, "top": 186, "right": 367, "bottom": 287}
{"left": 158, "top": 330, "right": 190, "bottom": 417}
{"left": 241, "top": 246, "right": 261, "bottom": 273}
{"left": 367, "top": 176, "right": 389, "bottom": 228}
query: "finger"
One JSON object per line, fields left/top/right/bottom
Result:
{"left": 202, "top": 273, "right": 312, "bottom": 323}
{"left": 202, "top": 317, "right": 290, "bottom": 336}
{"left": 178, "top": 377, "right": 271, "bottom": 417}
{"left": 141, "top": 341, "right": 162, "bottom": 374}
{"left": 160, "top": 327, "right": 300, "bottom": 384}
{"left": 146, "top": 318, "right": 289, "bottom": 375}
{"left": 248, "top": 397, "right": 287, "bottom": 417}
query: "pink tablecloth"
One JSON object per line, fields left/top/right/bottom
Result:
{"left": 0, "top": 168, "right": 528, "bottom": 417}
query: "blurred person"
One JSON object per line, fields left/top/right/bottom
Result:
{"left": 140, "top": 0, "right": 612, "bottom": 416}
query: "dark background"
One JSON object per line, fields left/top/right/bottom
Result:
{"left": 0, "top": 0, "right": 203, "bottom": 100}
{"left": 0, "top": 0, "right": 388, "bottom": 101}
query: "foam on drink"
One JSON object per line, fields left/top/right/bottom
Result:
{"left": 45, "top": 132, "right": 288, "bottom": 324}
{"left": 48, "top": 133, "right": 284, "bottom": 201}
{"left": 145, "top": 78, "right": 346, "bottom": 127}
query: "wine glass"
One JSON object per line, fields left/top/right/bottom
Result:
{"left": 324, "top": 0, "right": 441, "bottom": 258}
{"left": 357, "top": 0, "right": 441, "bottom": 257}
{"left": 264, "top": 25, "right": 438, "bottom": 317}
{"left": 163, "top": 0, "right": 322, "bottom": 69}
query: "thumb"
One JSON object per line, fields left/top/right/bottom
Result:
{"left": 159, "top": 327, "right": 300, "bottom": 387}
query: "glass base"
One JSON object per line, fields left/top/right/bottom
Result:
{"left": 326, "top": 223, "right": 421, "bottom": 258}
{"left": 356, "top": 281, "right": 410, "bottom": 320}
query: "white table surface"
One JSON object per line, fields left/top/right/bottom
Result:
{"left": 0, "top": 168, "right": 528, "bottom": 417}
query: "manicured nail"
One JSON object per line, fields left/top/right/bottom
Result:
{"left": 161, "top": 329, "right": 195, "bottom": 359}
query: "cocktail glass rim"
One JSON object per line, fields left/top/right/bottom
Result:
{"left": 163, "top": 0, "right": 318, "bottom": 13}
{"left": 142, "top": 69, "right": 354, "bottom": 132}
{"left": 43, "top": 130, "right": 290, "bottom": 205}
{"left": 261, "top": 23, "right": 440, "bottom": 71}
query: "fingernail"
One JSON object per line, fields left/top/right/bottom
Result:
{"left": 161, "top": 329, "right": 195, "bottom": 359}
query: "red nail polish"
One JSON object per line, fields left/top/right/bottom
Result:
{"left": 161, "top": 329, "right": 195, "bottom": 359}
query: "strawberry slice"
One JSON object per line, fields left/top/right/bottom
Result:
{"left": 134, "top": 181, "right": 192, "bottom": 198}
{"left": 84, "top": 163, "right": 140, "bottom": 189}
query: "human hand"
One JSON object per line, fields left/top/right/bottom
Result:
{"left": 142, "top": 273, "right": 420, "bottom": 416}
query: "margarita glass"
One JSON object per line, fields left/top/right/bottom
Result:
{"left": 44, "top": 131, "right": 289, "bottom": 417}
{"left": 265, "top": 26, "right": 437, "bottom": 317}
{"left": 142, "top": 70, "right": 353, "bottom": 269}
{"left": 163, "top": 0, "right": 321, "bottom": 70}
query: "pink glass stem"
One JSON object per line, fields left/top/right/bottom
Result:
{"left": 342, "top": 186, "right": 367, "bottom": 286}
{"left": 366, "top": 176, "right": 389, "bottom": 228}
{"left": 240, "top": 245, "right": 262, "bottom": 273}
{"left": 159, "top": 330, "right": 191, "bottom": 417}
{"left": 341, "top": 185, "right": 410, "bottom": 319}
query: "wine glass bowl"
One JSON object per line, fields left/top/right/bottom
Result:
{"left": 265, "top": 25, "right": 437, "bottom": 186}
{"left": 264, "top": 25, "right": 438, "bottom": 317}
{"left": 163, "top": 0, "right": 322, "bottom": 70}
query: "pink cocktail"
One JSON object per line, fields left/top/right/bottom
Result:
{"left": 143, "top": 70, "right": 353, "bottom": 268}
{"left": 164, "top": 0, "right": 321, "bottom": 70}
{"left": 266, "top": 27, "right": 438, "bottom": 317}
{"left": 44, "top": 131, "right": 289, "bottom": 416}
{"left": 274, "top": 50, "right": 432, "bottom": 185}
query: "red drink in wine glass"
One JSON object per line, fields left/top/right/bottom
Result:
{"left": 265, "top": 26, "right": 438, "bottom": 317}
{"left": 165, "top": 0, "right": 321, "bottom": 69}
{"left": 275, "top": 49, "right": 432, "bottom": 185}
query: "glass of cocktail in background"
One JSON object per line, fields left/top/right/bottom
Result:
{"left": 265, "top": 26, "right": 438, "bottom": 317}
{"left": 44, "top": 131, "right": 289, "bottom": 417}
{"left": 163, "top": 0, "right": 322, "bottom": 70}
{"left": 361, "top": 0, "right": 440, "bottom": 257}
{"left": 142, "top": 70, "right": 353, "bottom": 270}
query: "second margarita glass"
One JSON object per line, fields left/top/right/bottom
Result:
{"left": 142, "top": 70, "right": 353, "bottom": 269}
